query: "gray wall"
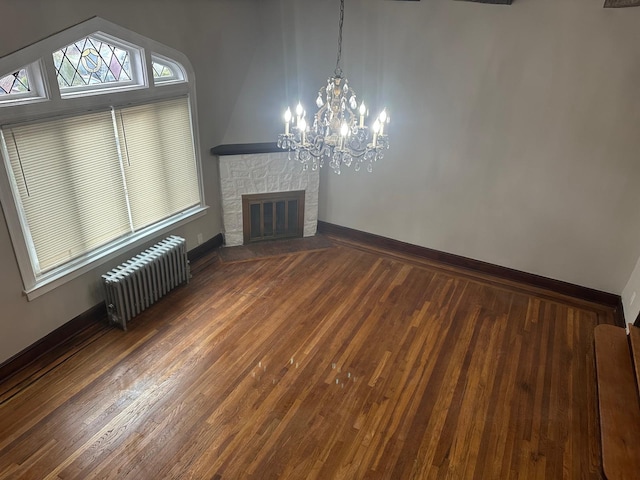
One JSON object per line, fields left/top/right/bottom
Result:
{"left": 0, "top": 0, "right": 260, "bottom": 364}
{"left": 3, "top": 0, "right": 640, "bottom": 364}
{"left": 228, "top": 0, "right": 640, "bottom": 295}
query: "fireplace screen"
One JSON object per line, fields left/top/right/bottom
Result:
{"left": 242, "top": 190, "right": 305, "bottom": 244}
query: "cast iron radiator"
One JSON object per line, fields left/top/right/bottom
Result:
{"left": 102, "top": 235, "right": 190, "bottom": 330}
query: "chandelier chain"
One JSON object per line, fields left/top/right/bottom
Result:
{"left": 335, "top": 0, "right": 345, "bottom": 77}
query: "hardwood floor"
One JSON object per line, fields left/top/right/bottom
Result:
{"left": 0, "top": 236, "right": 613, "bottom": 479}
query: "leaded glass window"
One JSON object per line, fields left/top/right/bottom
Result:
{"left": 0, "top": 69, "right": 30, "bottom": 96}
{"left": 151, "top": 55, "right": 184, "bottom": 84}
{"left": 53, "top": 35, "right": 133, "bottom": 91}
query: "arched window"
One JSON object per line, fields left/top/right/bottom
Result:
{"left": 0, "top": 17, "right": 205, "bottom": 299}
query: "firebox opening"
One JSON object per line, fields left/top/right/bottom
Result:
{"left": 242, "top": 190, "right": 305, "bottom": 244}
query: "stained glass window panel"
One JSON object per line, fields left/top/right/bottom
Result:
{"left": 0, "top": 69, "right": 30, "bottom": 95}
{"left": 151, "top": 57, "right": 183, "bottom": 83}
{"left": 53, "top": 36, "right": 133, "bottom": 90}
{"left": 152, "top": 61, "right": 174, "bottom": 80}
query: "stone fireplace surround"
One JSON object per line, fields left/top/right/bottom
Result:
{"left": 217, "top": 150, "right": 319, "bottom": 247}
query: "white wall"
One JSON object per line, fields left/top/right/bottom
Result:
{"left": 228, "top": 0, "right": 640, "bottom": 296}
{"left": 0, "top": 0, "right": 261, "bottom": 364}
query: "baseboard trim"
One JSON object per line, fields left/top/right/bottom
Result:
{"left": 318, "top": 221, "right": 623, "bottom": 322}
{"left": 1, "top": 224, "right": 623, "bottom": 384}
{"left": 0, "top": 302, "right": 107, "bottom": 384}
{"left": 187, "top": 233, "right": 224, "bottom": 263}
{"left": 0, "top": 232, "right": 224, "bottom": 385}
{"left": 614, "top": 297, "right": 626, "bottom": 329}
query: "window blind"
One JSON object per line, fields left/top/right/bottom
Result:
{"left": 3, "top": 111, "right": 130, "bottom": 273}
{"left": 1, "top": 96, "right": 201, "bottom": 276}
{"left": 116, "top": 97, "right": 200, "bottom": 230}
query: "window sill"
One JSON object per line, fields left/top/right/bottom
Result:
{"left": 23, "top": 205, "right": 208, "bottom": 301}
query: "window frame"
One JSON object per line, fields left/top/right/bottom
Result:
{"left": 0, "top": 61, "right": 49, "bottom": 105}
{"left": 0, "top": 17, "right": 207, "bottom": 300}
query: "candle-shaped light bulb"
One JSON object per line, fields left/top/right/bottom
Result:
{"left": 340, "top": 122, "right": 349, "bottom": 149}
{"left": 359, "top": 102, "right": 366, "bottom": 128}
{"left": 372, "top": 120, "right": 381, "bottom": 147}
{"left": 284, "top": 108, "right": 292, "bottom": 135}
{"left": 299, "top": 117, "right": 307, "bottom": 144}
{"left": 378, "top": 110, "right": 387, "bottom": 135}
{"left": 296, "top": 103, "right": 303, "bottom": 127}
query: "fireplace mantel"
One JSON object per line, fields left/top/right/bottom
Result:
{"left": 210, "top": 142, "right": 281, "bottom": 157}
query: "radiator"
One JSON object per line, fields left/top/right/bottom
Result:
{"left": 102, "top": 235, "right": 190, "bottom": 330}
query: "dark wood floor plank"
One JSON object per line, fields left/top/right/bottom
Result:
{"left": 0, "top": 239, "right": 614, "bottom": 479}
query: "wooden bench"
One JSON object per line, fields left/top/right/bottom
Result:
{"left": 594, "top": 324, "right": 640, "bottom": 479}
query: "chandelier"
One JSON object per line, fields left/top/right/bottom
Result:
{"left": 277, "top": 0, "right": 390, "bottom": 174}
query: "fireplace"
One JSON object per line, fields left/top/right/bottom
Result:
{"left": 217, "top": 151, "right": 319, "bottom": 247}
{"left": 242, "top": 190, "right": 305, "bottom": 244}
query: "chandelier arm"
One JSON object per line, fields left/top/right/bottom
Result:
{"left": 300, "top": 147, "right": 328, "bottom": 160}
{"left": 347, "top": 148, "right": 371, "bottom": 159}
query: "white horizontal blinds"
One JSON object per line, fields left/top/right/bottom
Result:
{"left": 3, "top": 111, "right": 131, "bottom": 273}
{"left": 116, "top": 97, "right": 199, "bottom": 230}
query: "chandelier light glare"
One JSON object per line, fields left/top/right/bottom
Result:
{"left": 277, "top": 0, "right": 390, "bottom": 174}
